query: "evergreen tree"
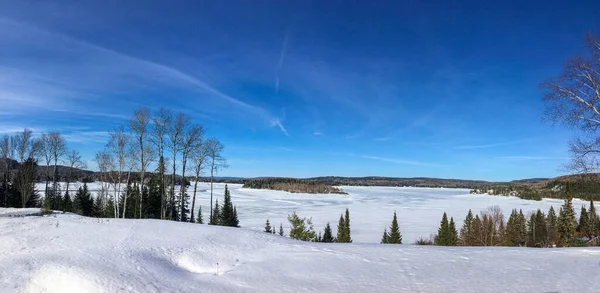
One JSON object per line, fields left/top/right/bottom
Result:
{"left": 435, "top": 212, "right": 451, "bottom": 246}
{"left": 578, "top": 206, "right": 589, "bottom": 234}
{"left": 344, "top": 208, "right": 352, "bottom": 243}
{"left": 74, "top": 183, "right": 93, "bottom": 216}
{"left": 196, "top": 205, "right": 204, "bottom": 224}
{"left": 448, "top": 217, "right": 458, "bottom": 246}
{"left": 386, "top": 211, "right": 402, "bottom": 244}
{"left": 287, "top": 212, "right": 316, "bottom": 241}
{"left": 535, "top": 209, "right": 548, "bottom": 247}
{"left": 381, "top": 228, "right": 389, "bottom": 244}
{"left": 588, "top": 200, "right": 599, "bottom": 237}
{"left": 472, "top": 215, "right": 483, "bottom": 246}
{"left": 264, "top": 219, "right": 272, "bottom": 233}
{"left": 210, "top": 199, "right": 220, "bottom": 225}
{"left": 105, "top": 197, "right": 115, "bottom": 218}
{"left": 547, "top": 206, "right": 558, "bottom": 245}
{"left": 504, "top": 209, "right": 521, "bottom": 246}
{"left": 92, "top": 196, "right": 103, "bottom": 218}
{"left": 460, "top": 209, "right": 476, "bottom": 246}
{"left": 218, "top": 185, "right": 239, "bottom": 227}
{"left": 336, "top": 214, "right": 346, "bottom": 243}
{"left": 62, "top": 190, "right": 73, "bottom": 213}
{"left": 279, "top": 223, "right": 284, "bottom": 236}
{"left": 322, "top": 222, "right": 334, "bottom": 243}
{"left": 557, "top": 183, "right": 577, "bottom": 246}
{"left": 517, "top": 209, "right": 527, "bottom": 245}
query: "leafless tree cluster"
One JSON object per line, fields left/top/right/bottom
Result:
{"left": 542, "top": 34, "right": 600, "bottom": 173}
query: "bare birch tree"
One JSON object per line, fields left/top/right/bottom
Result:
{"left": 64, "top": 150, "right": 86, "bottom": 196}
{"left": 95, "top": 150, "right": 116, "bottom": 217}
{"left": 542, "top": 34, "right": 600, "bottom": 173}
{"left": 48, "top": 132, "right": 67, "bottom": 201}
{"left": 107, "top": 126, "right": 130, "bottom": 218}
{"left": 205, "top": 138, "right": 227, "bottom": 223}
{"left": 151, "top": 107, "right": 171, "bottom": 219}
{"left": 13, "top": 129, "right": 39, "bottom": 207}
{"left": 38, "top": 133, "right": 52, "bottom": 197}
{"left": 129, "top": 107, "right": 154, "bottom": 218}
{"left": 167, "top": 112, "right": 188, "bottom": 220}
{"left": 190, "top": 141, "right": 208, "bottom": 223}
{"left": 179, "top": 123, "right": 204, "bottom": 221}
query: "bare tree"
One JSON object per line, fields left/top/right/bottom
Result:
{"left": 167, "top": 112, "right": 189, "bottom": 220}
{"left": 38, "top": 133, "right": 52, "bottom": 197}
{"left": 151, "top": 107, "right": 172, "bottom": 219}
{"left": 107, "top": 126, "right": 130, "bottom": 218}
{"left": 13, "top": 129, "right": 40, "bottom": 207}
{"left": 190, "top": 141, "right": 208, "bottom": 223}
{"left": 48, "top": 132, "right": 67, "bottom": 202}
{"left": 0, "top": 135, "right": 11, "bottom": 207}
{"left": 129, "top": 107, "right": 154, "bottom": 218}
{"left": 64, "top": 150, "right": 86, "bottom": 196}
{"left": 95, "top": 150, "right": 116, "bottom": 217}
{"left": 179, "top": 124, "right": 204, "bottom": 221}
{"left": 205, "top": 138, "right": 227, "bottom": 223}
{"left": 542, "top": 34, "right": 600, "bottom": 172}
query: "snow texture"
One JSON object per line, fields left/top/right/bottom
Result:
{"left": 0, "top": 208, "right": 598, "bottom": 293}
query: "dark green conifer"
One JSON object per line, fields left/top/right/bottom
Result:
{"left": 435, "top": 212, "right": 450, "bottom": 245}
{"left": 557, "top": 183, "right": 577, "bottom": 246}
{"left": 265, "top": 219, "right": 272, "bottom": 233}
{"left": 460, "top": 209, "right": 476, "bottom": 245}
{"left": 279, "top": 223, "right": 284, "bottom": 236}
{"left": 387, "top": 211, "right": 402, "bottom": 244}
{"left": 322, "top": 222, "right": 334, "bottom": 243}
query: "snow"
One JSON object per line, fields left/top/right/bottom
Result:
{"left": 0, "top": 209, "right": 598, "bottom": 293}
{"left": 37, "top": 182, "right": 588, "bottom": 243}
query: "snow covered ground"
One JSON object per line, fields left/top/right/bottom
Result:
{"left": 0, "top": 209, "right": 598, "bottom": 293}
{"left": 37, "top": 182, "right": 587, "bottom": 243}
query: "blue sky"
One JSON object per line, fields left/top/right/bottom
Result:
{"left": 1, "top": 0, "right": 599, "bottom": 181}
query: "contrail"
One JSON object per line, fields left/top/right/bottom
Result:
{"left": 275, "top": 29, "right": 289, "bottom": 95}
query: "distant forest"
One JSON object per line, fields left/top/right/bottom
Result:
{"left": 243, "top": 178, "right": 347, "bottom": 194}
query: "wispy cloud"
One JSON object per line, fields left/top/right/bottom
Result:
{"left": 0, "top": 17, "right": 288, "bottom": 135}
{"left": 374, "top": 136, "right": 392, "bottom": 141}
{"left": 62, "top": 131, "right": 110, "bottom": 144}
{"left": 496, "top": 156, "right": 567, "bottom": 160}
{"left": 275, "top": 28, "right": 289, "bottom": 95}
{"left": 455, "top": 139, "right": 532, "bottom": 150}
{"left": 361, "top": 155, "right": 438, "bottom": 167}
{"left": 313, "top": 131, "right": 324, "bottom": 136}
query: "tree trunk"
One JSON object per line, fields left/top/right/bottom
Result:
{"left": 190, "top": 169, "right": 200, "bottom": 223}
{"left": 52, "top": 159, "right": 58, "bottom": 207}
{"left": 180, "top": 157, "right": 187, "bottom": 221}
{"left": 123, "top": 169, "right": 131, "bottom": 218}
{"left": 210, "top": 162, "right": 214, "bottom": 222}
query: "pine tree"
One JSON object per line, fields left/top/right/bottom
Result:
{"left": 517, "top": 209, "right": 527, "bottom": 246}
{"left": 381, "top": 228, "right": 389, "bottom": 244}
{"left": 386, "top": 211, "right": 402, "bottom": 244}
{"left": 547, "top": 206, "right": 558, "bottom": 245}
{"left": 210, "top": 199, "right": 220, "bottom": 225}
{"left": 504, "top": 209, "right": 521, "bottom": 246}
{"left": 288, "top": 212, "right": 316, "bottom": 241}
{"left": 279, "top": 223, "right": 284, "bottom": 236}
{"left": 62, "top": 190, "right": 73, "bottom": 213}
{"left": 588, "top": 200, "right": 599, "bottom": 237}
{"left": 265, "top": 219, "right": 272, "bottom": 233}
{"left": 92, "top": 196, "right": 103, "bottom": 218}
{"left": 337, "top": 214, "right": 347, "bottom": 243}
{"left": 460, "top": 209, "right": 476, "bottom": 246}
{"left": 448, "top": 217, "right": 458, "bottom": 246}
{"left": 472, "top": 215, "right": 483, "bottom": 246}
{"left": 557, "top": 183, "right": 577, "bottom": 246}
{"left": 196, "top": 205, "right": 204, "bottom": 224}
{"left": 578, "top": 206, "right": 589, "bottom": 235}
{"left": 322, "top": 222, "right": 334, "bottom": 243}
{"left": 74, "top": 183, "right": 93, "bottom": 217}
{"left": 105, "top": 197, "right": 115, "bottom": 218}
{"left": 345, "top": 208, "right": 352, "bottom": 243}
{"left": 535, "top": 209, "right": 548, "bottom": 247}
{"left": 218, "top": 185, "right": 239, "bottom": 227}
{"left": 435, "top": 212, "right": 450, "bottom": 246}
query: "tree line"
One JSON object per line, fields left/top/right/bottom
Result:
{"left": 0, "top": 106, "right": 235, "bottom": 226}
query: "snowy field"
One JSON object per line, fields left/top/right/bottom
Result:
{"left": 0, "top": 209, "right": 598, "bottom": 293}
{"left": 38, "top": 182, "right": 587, "bottom": 243}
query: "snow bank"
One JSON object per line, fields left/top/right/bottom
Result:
{"left": 0, "top": 210, "right": 598, "bottom": 292}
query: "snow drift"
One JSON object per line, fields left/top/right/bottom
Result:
{"left": 0, "top": 208, "right": 598, "bottom": 292}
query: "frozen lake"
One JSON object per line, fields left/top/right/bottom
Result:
{"left": 41, "top": 182, "right": 588, "bottom": 244}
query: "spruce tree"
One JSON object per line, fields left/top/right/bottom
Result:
{"left": 435, "top": 212, "right": 450, "bottom": 246}
{"left": 472, "top": 214, "right": 483, "bottom": 246}
{"left": 337, "top": 214, "right": 348, "bottom": 243}
{"left": 547, "top": 206, "right": 558, "bottom": 245}
{"left": 265, "top": 219, "right": 272, "bottom": 233}
{"left": 387, "top": 211, "right": 402, "bottom": 244}
{"left": 210, "top": 199, "right": 220, "bottom": 225}
{"left": 588, "top": 200, "right": 599, "bottom": 237}
{"left": 105, "top": 197, "right": 115, "bottom": 218}
{"left": 322, "top": 222, "right": 334, "bottom": 243}
{"left": 279, "top": 223, "right": 284, "bottom": 236}
{"left": 460, "top": 209, "right": 475, "bottom": 246}
{"left": 578, "top": 206, "right": 589, "bottom": 234}
{"left": 557, "top": 183, "right": 577, "bottom": 246}
{"left": 504, "top": 209, "right": 521, "bottom": 246}
{"left": 448, "top": 217, "right": 458, "bottom": 246}
{"left": 196, "top": 205, "right": 204, "bottom": 224}
{"left": 62, "top": 190, "right": 73, "bottom": 213}
{"left": 535, "top": 209, "right": 548, "bottom": 247}
{"left": 517, "top": 209, "right": 527, "bottom": 246}
{"left": 381, "top": 228, "right": 389, "bottom": 244}
{"left": 232, "top": 206, "right": 239, "bottom": 227}
{"left": 344, "top": 208, "right": 352, "bottom": 243}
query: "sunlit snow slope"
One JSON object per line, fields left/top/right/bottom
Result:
{"left": 1, "top": 209, "right": 598, "bottom": 293}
